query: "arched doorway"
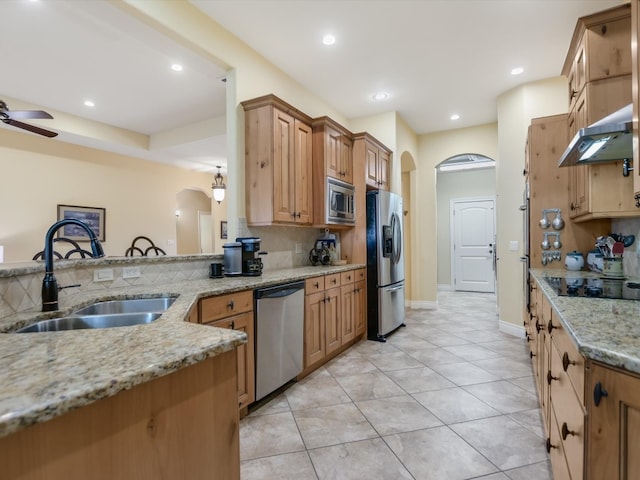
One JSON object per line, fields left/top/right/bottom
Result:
{"left": 176, "top": 188, "right": 213, "bottom": 254}
{"left": 401, "top": 151, "right": 417, "bottom": 303}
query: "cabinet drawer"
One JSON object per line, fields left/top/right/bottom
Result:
{"left": 549, "top": 403, "right": 572, "bottom": 480}
{"left": 340, "top": 270, "right": 356, "bottom": 285}
{"left": 355, "top": 268, "right": 366, "bottom": 282}
{"left": 550, "top": 339, "right": 585, "bottom": 480}
{"left": 325, "top": 273, "right": 341, "bottom": 289}
{"left": 551, "top": 313, "right": 585, "bottom": 406}
{"left": 305, "top": 276, "right": 325, "bottom": 294}
{"left": 200, "top": 290, "right": 253, "bottom": 324}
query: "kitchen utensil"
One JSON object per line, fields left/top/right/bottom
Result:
{"left": 564, "top": 251, "right": 584, "bottom": 271}
{"left": 541, "top": 233, "right": 550, "bottom": 250}
{"left": 606, "top": 236, "right": 616, "bottom": 254}
{"left": 552, "top": 211, "right": 564, "bottom": 230}
{"left": 612, "top": 242, "right": 624, "bottom": 256}
{"left": 552, "top": 233, "right": 562, "bottom": 249}
{"left": 623, "top": 235, "right": 635, "bottom": 247}
{"left": 539, "top": 212, "right": 550, "bottom": 229}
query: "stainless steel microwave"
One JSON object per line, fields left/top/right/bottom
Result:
{"left": 326, "top": 177, "right": 355, "bottom": 225}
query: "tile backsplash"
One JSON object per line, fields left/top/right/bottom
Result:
{"left": 612, "top": 217, "right": 640, "bottom": 278}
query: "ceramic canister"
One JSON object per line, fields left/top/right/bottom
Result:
{"left": 602, "top": 257, "right": 624, "bottom": 277}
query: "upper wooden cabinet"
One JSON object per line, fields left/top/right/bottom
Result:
{"left": 355, "top": 132, "right": 391, "bottom": 190}
{"left": 562, "top": 3, "right": 632, "bottom": 107}
{"left": 312, "top": 117, "right": 354, "bottom": 184}
{"left": 242, "top": 95, "right": 313, "bottom": 226}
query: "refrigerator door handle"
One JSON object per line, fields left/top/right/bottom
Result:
{"left": 385, "top": 284, "right": 404, "bottom": 292}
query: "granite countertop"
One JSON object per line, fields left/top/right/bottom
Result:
{"left": 0, "top": 264, "right": 363, "bottom": 439}
{"left": 530, "top": 268, "right": 640, "bottom": 374}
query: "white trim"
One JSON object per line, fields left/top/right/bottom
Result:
{"left": 437, "top": 284, "right": 453, "bottom": 292}
{"left": 499, "top": 319, "right": 526, "bottom": 338}
{"left": 408, "top": 300, "right": 438, "bottom": 310}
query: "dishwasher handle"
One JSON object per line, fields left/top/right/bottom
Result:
{"left": 254, "top": 281, "right": 304, "bottom": 299}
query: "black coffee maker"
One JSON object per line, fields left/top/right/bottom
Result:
{"left": 236, "top": 237, "right": 267, "bottom": 276}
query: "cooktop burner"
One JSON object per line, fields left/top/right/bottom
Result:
{"left": 543, "top": 276, "right": 640, "bottom": 301}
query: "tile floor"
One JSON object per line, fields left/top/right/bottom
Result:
{"left": 240, "top": 290, "right": 552, "bottom": 480}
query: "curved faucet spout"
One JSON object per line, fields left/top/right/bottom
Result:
{"left": 42, "top": 219, "right": 104, "bottom": 312}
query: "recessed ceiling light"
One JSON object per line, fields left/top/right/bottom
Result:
{"left": 84, "top": 100, "right": 95, "bottom": 108}
{"left": 372, "top": 92, "right": 388, "bottom": 101}
{"left": 450, "top": 114, "right": 460, "bottom": 121}
{"left": 322, "top": 34, "right": 336, "bottom": 46}
{"left": 511, "top": 67, "right": 524, "bottom": 75}
{"left": 171, "top": 63, "right": 183, "bottom": 72}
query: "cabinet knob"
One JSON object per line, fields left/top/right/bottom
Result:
{"left": 593, "top": 382, "right": 608, "bottom": 407}
{"left": 545, "top": 438, "right": 557, "bottom": 453}
{"left": 570, "top": 89, "right": 578, "bottom": 99}
{"left": 230, "top": 320, "right": 235, "bottom": 330}
{"left": 623, "top": 158, "right": 634, "bottom": 177}
{"left": 562, "top": 352, "right": 575, "bottom": 371}
{"left": 561, "top": 422, "right": 576, "bottom": 440}
{"left": 331, "top": 278, "right": 337, "bottom": 284}
{"left": 227, "top": 300, "right": 235, "bottom": 309}
{"left": 547, "top": 370, "right": 558, "bottom": 385}
{"left": 314, "top": 282, "right": 319, "bottom": 288}
{"left": 530, "top": 351, "right": 536, "bottom": 358}
{"left": 296, "top": 212, "right": 301, "bottom": 218}
{"left": 547, "top": 321, "right": 557, "bottom": 334}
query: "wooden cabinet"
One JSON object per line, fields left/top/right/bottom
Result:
{"left": 354, "top": 277, "right": 366, "bottom": 336}
{"left": 324, "top": 273, "right": 342, "bottom": 355}
{"left": 632, "top": 0, "right": 640, "bottom": 198}
{"left": 242, "top": 94, "right": 313, "bottom": 226}
{"left": 355, "top": 132, "right": 391, "bottom": 190}
{"left": 588, "top": 362, "right": 640, "bottom": 480}
{"left": 200, "top": 290, "right": 255, "bottom": 414}
{"left": 0, "top": 352, "right": 240, "bottom": 480}
{"left": 340, "top": 271, "right": 356, "bottom": 346}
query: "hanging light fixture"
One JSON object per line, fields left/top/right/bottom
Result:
{"left": 212, "top": 166, "right": 226, "bottom": 204}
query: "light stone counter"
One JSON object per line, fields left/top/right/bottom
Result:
{"left": 0, "top": 264, "right": 362, "bottom": 439}
{"left": 530, "top": 268, "right": 640, "bottom": 374}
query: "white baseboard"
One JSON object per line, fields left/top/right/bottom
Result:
{"left": 408, "top": 300, "right": 438, "bottom": 310}
{"left": 499, "top": 319, "right": 526, "bottom": 338}
{"left": 437, "top": 284, "right": 453, "bottom": 291}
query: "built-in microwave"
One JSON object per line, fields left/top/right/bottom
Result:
{"left": 326, "top": 177, "right": 355, "bottom": 225}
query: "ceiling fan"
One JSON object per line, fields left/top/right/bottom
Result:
{"left": 0, "top": 100, "right": 58, "bottom": 138}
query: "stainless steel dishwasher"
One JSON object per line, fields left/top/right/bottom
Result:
{"left": 254, "top": 281, "right": 305, "bottom": 401}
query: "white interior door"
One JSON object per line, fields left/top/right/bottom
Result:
{"left": 452, "top": 198, "right": 496, "bottom": 293}
{"left": 198, "top": 211, "right": 213, "bottom": 254}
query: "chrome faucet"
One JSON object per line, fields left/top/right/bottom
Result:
{"left": 42, "top": 219, "right": 104, "bottom": 311}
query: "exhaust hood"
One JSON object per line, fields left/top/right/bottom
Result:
{"left": 558, "top": 104, "right": 632, "bottom": 167}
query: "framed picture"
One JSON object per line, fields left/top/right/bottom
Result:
{"left": 220, "top": 220, "right": 228, "bottom": 239}
{"left": 56, "top": 204, "right": 106, "bottom": 242}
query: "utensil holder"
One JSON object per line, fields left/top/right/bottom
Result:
{"left": 602, "top": 257, "right": 624, "bottom": 278}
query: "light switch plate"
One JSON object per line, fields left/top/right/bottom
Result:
{"left": 122, "top": 266, "right": 141, "bottom": 279}
{"left": 93, "top": 268, "right": 114, "bottom": 282}
{"left": 509, "top": 240, "right": 519, "bottom": 251}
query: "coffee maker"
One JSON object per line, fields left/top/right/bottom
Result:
{"left": 236, "top": 237, "right": 266, "bottom": 276}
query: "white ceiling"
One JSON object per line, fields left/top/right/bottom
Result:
{"left": 0, "top": 0, "right": 624, "bottom": 173}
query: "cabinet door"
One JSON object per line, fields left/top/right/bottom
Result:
{"left": 589, "top": 363, "right": 640, "bottom": 480}
{"left": 273, "top": 109, "right": 296, "bottom": 223}
{"left": 354, "top": 280, "right": 366, "bottom": 336}
{"left": 377, "top": 149, "right": 390, "bottom": 191}
{"left": 340, "top": 134, "right": 354, "bottom": 184}
{"left": 294, "top": 118, "right": 313, "bottom": 224}
{"left": 210, "top": 311, "right": 255, "bottom": 411}
{"left": 365, "top": 144, "right": 379, "bottom": 188}
{"left": 304, "top": 291, "right": 326, "bottom": 367}
{"left": 340, "top": 285, "right": 355, "bottom": 345}
{"left": 324, "top": 287, "right": 341, "bottom": 355}
{"left": 325, "top": 125, "right": 342, "bottom": 180}
{"left": 587, "top": 16, "right": 632, "bottom": 82}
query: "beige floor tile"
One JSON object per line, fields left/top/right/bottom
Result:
{"left": 413, "top": 387, "right": 500, "bottom": 424}
{"left": 240, "top": 411, "right": 305, "bottom": 461}
{"left": 431, "top": 361, "right": 501, "bottom": 386}
{"left": 384, "top": 426, "right": 498, "bottom": 479}
{"left": 463, "top": 380, "right": 540, "bottom": 414}
{"left": 385, "top": 366, "right": 455, "bottom": 393}
{"left": 249, "top": 392, "right": 290, "bottom": 417}
{"left": 504, "top": 460, "right": 553, "bottom": 480}
{"left": 241, "top": 451, "right": 318, "bottom": 480}
{"left": 404, "top": 346, "right": 466, "bottom": 367}
{"left": 508, "top": 375, "right": 538, "bottom": 394}
{"left": 356, "top": 394, "right": 442, "bottom": 435}
{"left": 324, "top": 354, "right": 378, "bottom": 377}
{"left": 309, "top": 438, "right": 413, "bottom": 480}
{"left": 285, "top": 372, "right": 351, "bottom": 411}
{"left": 443, "top": 343, "right": 504, "bottom": 361}
{"left": 508, "top": 409, "right": 546, "bottom": 438}
{"left": 294, "top": 403, "right": 378, "bottom": 449}
{"left": 450, "top": 416, "right": 549, "bottom": 470}
{"left": 334, "top": 370, "right": 405, "bottom": 401}
{"left": 472, "top": 356, "right": 535, "bottom": 379}
{"left": 366, "top": 350, "right": 424, "bottom": 371}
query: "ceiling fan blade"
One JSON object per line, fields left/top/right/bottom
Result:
{"left": 3, "top": 118, "right": 58, "bottom": 137}
{"left": 6, "top": 110, "right": 54, "bottom": 120}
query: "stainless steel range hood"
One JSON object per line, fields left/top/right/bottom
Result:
{"left": 558, "top": 104, "right": 632, "bottom": 167}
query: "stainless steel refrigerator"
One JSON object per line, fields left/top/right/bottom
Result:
{"left": 366, "top": 190, "right": 405, "bottom": 341}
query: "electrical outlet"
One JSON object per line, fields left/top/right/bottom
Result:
{"left": 93, "top": 268, "right": 114, "bottom": 282}
{"left": 295, "top": 243, "right": 303, "bottom": 254}
{"left": 123, "top": 266, "right": 141, "bottom": 279}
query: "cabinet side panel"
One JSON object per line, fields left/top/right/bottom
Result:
{"left": 245, "top": 106, "right": 275, "bottom": 225}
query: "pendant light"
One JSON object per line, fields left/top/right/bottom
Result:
{"left": 212, "top": 166, "right": 226, "bottom": 204}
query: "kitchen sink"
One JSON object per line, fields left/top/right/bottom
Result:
{"left": 72, "top": 296, "right": 177, "bottom": 316}
{"left": 15, "top": 312, "right": 162, "bottom": 333}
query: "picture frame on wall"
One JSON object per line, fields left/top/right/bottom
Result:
{"left": 56, "top": 204, "right": 106, "bottom": 242}
{"left": 220, "top": 221, "right": 228, "bottom": 239}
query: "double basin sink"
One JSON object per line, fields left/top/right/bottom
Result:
{"left": 16, "top": 297, "right": 177, "bottom": 333}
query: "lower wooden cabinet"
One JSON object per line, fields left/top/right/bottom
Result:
{"left": 354, "top": 278, "right": 366, "bottom": 336}
{"left": 199, "top": 290, "right": 255, "bottom": 414}
{"left": 588, "top": 362, "right": 640, "bottom": 479}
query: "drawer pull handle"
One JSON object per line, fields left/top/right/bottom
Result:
{"left": 547, "top": 321, "right": 557, "bottom": 334}
{"left": 331, "top": 278, "right": 337, "bottom": 284}
{"left": 314, "top": 282, "right": 319, "bottom": 288}
{"left": 347, "top": 275, "right": 351, "bottom": 280}
{"left": 230, "top": 320, "right": 235, "bottom": 330}
{"left": 530, "top": 351, "right": 536, "bottom": 358}
{"left": 562, "top": 352, "right": 575, "bottom": 371}
{"left": 546, "top": 438, "right": 557, "bottom": 453}
{"left": 593, "top": 382, "right": 608, "bottom": 407}
{"left": 227, "top": 300, "right": 235, "bottom": 309}
{"left": 535, "top": 319, "right": 541, "bottom": 333}
{"left": 547, "top": 370, "right": 558, "bottom": 385}
{"left": 561, "top": 423, "right": 576, "bottom": 440}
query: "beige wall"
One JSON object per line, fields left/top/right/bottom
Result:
{"left": 176, "top": 189, "right": 211, "bottom": 255}
{"left": 496, "top": 76, "right": 567, "bottom": 330}
{"left": 436, "top": 168, "right": 497, "bottom": 286}
{"left": 0, "top": 129, "right": 211, "bottom": 262}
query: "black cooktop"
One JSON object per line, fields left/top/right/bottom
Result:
{"left": 543, "top": 276, "right": 640, "bottom": 301}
